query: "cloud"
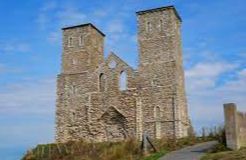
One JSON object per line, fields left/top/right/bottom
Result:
{"left": 0, "top": 64, "right": 22, "bottom": 74}
{"left": 37, "top": 1, "right": 87, "bottom": 29}
{"left": 217, "top": 68, "right": 246, "bottom": 104}
{"left": 56, "top": 7, "right": 87, "bottom": 27}
{"left": 36, "top": 1, "right": 57, "bottom": 30}
{"left": 47, "top": 31, "right": 61, "bottom": 44}
{"left": 185, "top": 61, "right": 237, "bottom": 92}
{"left": 0, "top": 123, "right": 54, "bottom": 148}
{"left": 35, "top": 0, "right": 137, "bottom": 63}
{"left": 36, "top": 1, "right": 89, "bottom": 46}
{"left": 0, "top": 64, "right": 7, "bottom": 73}
{"left": 0, "top": 74, "right": 56, "bottom": 159}
{"left": 0, "top": 75, "right": 56, "bottom": 158}
{"left": 93, "top": 10, "right": 108, "bottom": 18}
{"left": 0, "top": 42, "right": 31, "bottom": 54}
{"left": 221, "top": 69, "right": 246, "bottom": 92}
{"left": 106, "top": 20, "right": 125, "bottom": 34}
{"left": 183, "top": 48, "right": 245, "bottom": 133}
{"left": 185, "top": 60, "right": 246, "bottom": 133}
{"left": 0, "top": 121, "right": 54, "bottom": 160}
{"left": 36, "top": 13, "right": 49, "bottom": 30}
{"left": 186, "top": 62, "right": 235, "bottom": 77}
{"left": 240, "top": 51, "right": 246, "bottom": 56}
{"left": 41, "top": 1, "right": 57, "bottom": 12}
{"left": 0, "top": 77, "right": 56, "bottom": 115}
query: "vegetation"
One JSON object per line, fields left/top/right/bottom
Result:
{"left": 23, "top": 125, "right": 229, "bottom": 160}
{"left": 23, "top": 125, "right": 231, "bottom": 160}
{"left": 201, "top": 147, "right": 246, "bottom": 160}
{"left": 200, "top": 126, "right": 246, "bottom": 160}
{"left": 143, "top": 150, "right": 167, "bottom": 160}
{"left": 22, "top": 135, "right": 213, "bottom": 160}
{"left": 22, "top": 138, "right": 142, "bottom": 160}
{"left": 142, "top": 136, "right": 214, "bottom": 160}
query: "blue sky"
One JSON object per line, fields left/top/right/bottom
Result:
{"left": 0, "top": 0, "right": 245, "bottom": 159}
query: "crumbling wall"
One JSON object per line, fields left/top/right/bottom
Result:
{"left": 56, "top": 6, "right": 191, "bottom": 143}
{"left": 224, "top": 103, "right": 246, "bottom": 150}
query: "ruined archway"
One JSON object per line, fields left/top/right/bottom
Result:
{"left": 100, "top": 106, "right": 128, "bottom": 141}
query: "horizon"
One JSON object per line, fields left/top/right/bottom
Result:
{"left": 0, "top": 0, "right": 245, "bottom": 159}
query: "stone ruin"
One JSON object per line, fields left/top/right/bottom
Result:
{"left": 224, "top": 103, "right": 246, "bottom": 150}
{"left": 56, "top": 6, "right": 191, "bottom": 143}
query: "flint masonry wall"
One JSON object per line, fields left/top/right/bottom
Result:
{"left": 224, "top": 103, "right": 246, "bottom": 150}
{"left": 56, "top": 6, "right": 190, "bottom": 143}
{"left": 137, "top": 6, "right": 189, "bottom": 138}
{"left": 56, "top": 53, "right": 139, "bottom": 142}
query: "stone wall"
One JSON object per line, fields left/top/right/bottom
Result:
{"left": 136, "top": 6, "right": 190, "bottom": 138}
{"left": 56, "top": 6, "right": 191, "bottom": 143}
{"left": 56, "top": 52, "right": 139, "bottom": 142}
{"left": 62, "top": 24, "right": 104, "bottom": 74}
{"left": 224, "top": 103, "right": 246, "bottom": 150}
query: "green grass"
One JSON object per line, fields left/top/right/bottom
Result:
{"left": 201, "top": 146, "right": 246, "bottom": 160}
{"left": 142, "top": 136, "right": 214, "bottom": 160}
{"left": 143, "top": 150, "right": 167, "bottom": 160}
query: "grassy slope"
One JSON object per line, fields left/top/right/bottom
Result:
{"left": 22, "top": 137, "right": 213, "bottom": 160}
{"left": 22, "top": 139, "right": 143, "bottom": 160}
{"left": 201, "top": 147, "right": 246, "bottom": 160}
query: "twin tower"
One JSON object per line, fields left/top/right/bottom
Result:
{"left": 56, "top": 6, "right": 190, "bottom": 142}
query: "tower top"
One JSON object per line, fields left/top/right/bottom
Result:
{"left": 62, "top": 23, "right": 106, "bottom": 37}
{"left": 136, "top": 5, "right": 182, "bottom": 22}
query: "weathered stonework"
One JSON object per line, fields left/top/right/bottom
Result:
{"left": 224, "top": 103, "right": 246, "bottom": 150}
{"left": 56, "top": 6, "right": 191, "bottom": 143}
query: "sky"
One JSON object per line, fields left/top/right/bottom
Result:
{"left": 0, "top": 0, "right": 245, "bottom": 159}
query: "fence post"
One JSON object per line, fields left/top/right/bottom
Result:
{"left": 141, "top": 132, "right": 157, "bottom": 155}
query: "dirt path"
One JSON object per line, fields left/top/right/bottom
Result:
{"left": 159, "top": 141, "right": 218, "bottom": 160}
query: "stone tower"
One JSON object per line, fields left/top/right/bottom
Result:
{"left": 56, "top": 6, "right": 190, "bottom": 143}
{"left": 62, "top": 23, "right": 105, "bottom": 74}
{"left": 56, "top": 24, "right": 105, "bottom": 141}
{"left": 137, "top": 6, "right": 189, "bottom": 138}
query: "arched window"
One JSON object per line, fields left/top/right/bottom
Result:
{"left": 119, "top": 71, "right": 127, "bottom": 91}
{"left": 79, "top": 35, "right": 84, "bottom": 46}
{"left": 155, "top": 106, "right": 161, "bottom": 138}
{"left": 99, "top": 73, "right": 106, "bottom": 92}
{"left": 155, "top": 106, "right": 161, "bottom": 119}
{"left": 68, "top": 37, "right": 73, "bottom": 47}
{"left": 72, "top": 112, "right": 76, "bottom": 122}
{"left": 159, "top": 19, "right": 163, "bottom": 31}
{"left": 146, "top": 22, "right": 152, "bottom": 32}
{"left": 72, "top": 59, "right": 77, "bottom": 65}
{"left": 109, "top": 59, "right": 117, "bottom": 69}
{"left": 69, "top": 82, "right": 77, "bottom": 95}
